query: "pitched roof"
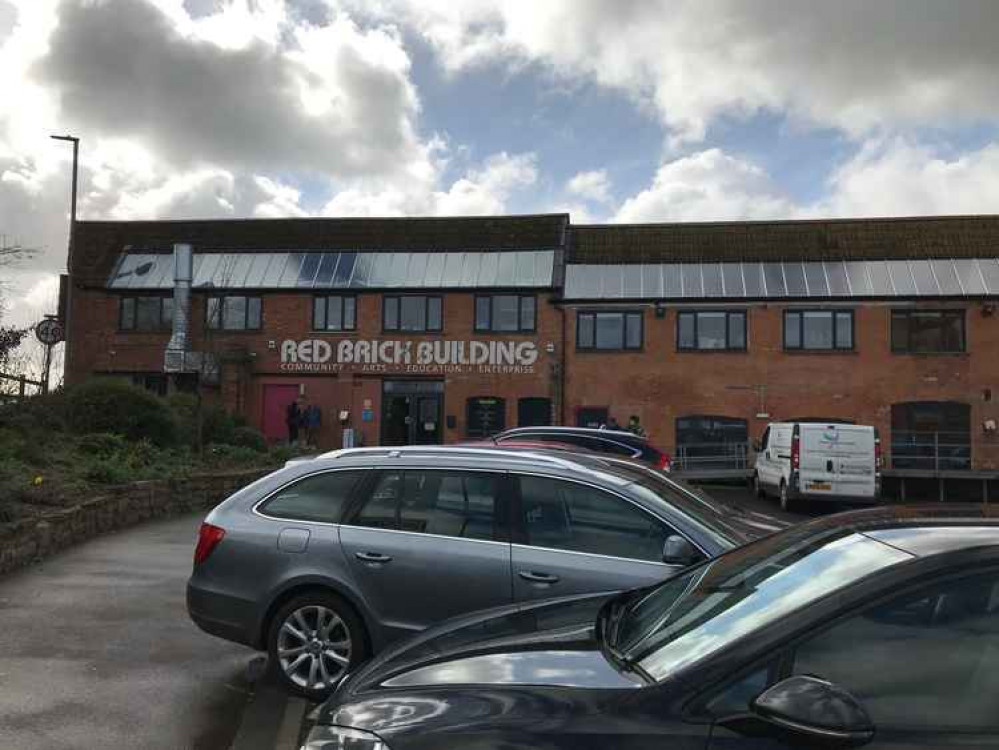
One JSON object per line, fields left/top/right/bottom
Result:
{"left": 72, "top": 214, "right": 569, "bottom": 287}
{"left": 569, "top": 215, "right": 999, "bottom": 264}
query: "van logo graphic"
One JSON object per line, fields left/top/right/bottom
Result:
{"left": 821, "top": 429, "right": 840, "bottom": 445}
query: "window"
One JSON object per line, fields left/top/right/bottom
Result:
{"left": 517, "top": 475, "right": 669, "bottom": 562}
{"left": 675, "top": 416, "right": 749, "bottom": 471}
{"left": 517, "top": 397, "right": 552, "bottom": 427}
{"left": 258, "top": 471, "right": 365, "bottom": 524}
{"left": 891, "top": 310, "right": 965, "bottom": 353}
{"left": 206, "top": 295, "right": 262, "bottom": 331}
{"left": 792, "top": 570, "right": 999, "bottom": 731}
{"left": 383, "top": 295, "right": 443, "bottom": 332}
{"left": 677, "top": 311, "right": 746, "bottom": 351}
{"left": 313, "top": 295, "right": 356, "bottom": 331}
{"left": 350, "top": 470, "right": 499, "bottom": 542}
{"left": 119, "top": 296, "right": 173, "bottom": 331}
{"left": 474, "top": 294, "right": 536, "bottom": 332}
{"left": 130, "top": 373, "right": 168, "bottom": 396}
{"left": 784, "top": 310, "right": 853, "bottom": 350}
{"left": 891, "top": 401, "right": 971, "bottom": 471}
{"left": 466, "top": 397, "right": 506, "bottom": 438}
{"left": 576, "top": 311, "right": 643, "bottom": 350}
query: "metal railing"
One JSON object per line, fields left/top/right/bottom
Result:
{"left": 673, "top": 441, "right": 750, "bottom": 472}
{"left": 890, "top": 431, "right": 971, "bottom": 471}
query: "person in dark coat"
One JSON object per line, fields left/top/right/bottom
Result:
{"left": 286, "top": 400, "right": 301, "bottom": 445}
{"left": 305, "top": 404, "right": 322, "bottom": 446}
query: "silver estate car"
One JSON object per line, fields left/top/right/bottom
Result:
{"left": 186, "top": 446, "right": 782, "bottom": 699}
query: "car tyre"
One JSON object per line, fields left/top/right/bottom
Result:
{"left": 779, "top": 480, "right": 794, "bottom": 513}
{"left": 267, "top": 591, "right": 367, "bottom": 701}
{"left": 753, "top": 473, "right": 766, "bottom": 499}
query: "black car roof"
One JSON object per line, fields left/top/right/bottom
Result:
{"left": 800, "top": 504, "right": 999, "bottom": 557}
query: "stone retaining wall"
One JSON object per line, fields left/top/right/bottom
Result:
{"left": 0, "top": 468, "right": 271, "bottom": 577}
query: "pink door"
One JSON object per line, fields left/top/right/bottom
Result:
{"left": 262, "top": 384, "right": 299, "bottom": 442}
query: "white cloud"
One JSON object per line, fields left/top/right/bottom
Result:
{"left": 357, "top": 0, "right": 999, "bottom": 143}
{"left": 614, "top": 149, "right": 793, "bottom": 223}
{"left": 566, "top": 169, "right": 611, "bottom": 204}
{"left": 613, "top": 139, "right": 999, "bottom": 225}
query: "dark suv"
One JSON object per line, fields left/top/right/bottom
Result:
{"left": 492, "top": 426, "right": 672, "bottom": 471}
{"left": 305, "top": 506, "right": 999, "bottom": 749}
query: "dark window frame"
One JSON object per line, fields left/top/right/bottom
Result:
{"left": 676, "top": 310, "right": 748, "bottom": 352}
{"left": 474, "top": 294, "right": 537, "bottom": 333}
{"left": 466, "top": 396, "right": 507, "bottom": 438}
{"left": 783, "top": 309, "right": 855, "bottom": 351}
{"left": 383, "top": 294, "right": 444, "bottom": 333}
{"left": 205, "top": 294, "right": 263, "bottom": 331}
{"left": 312, "top": 294, "right": 357, "bottom": 332}
{"left": 118, "top": 295, "right": 174, "bottom": 332}
{"left": 890, "top": 309, "right": 966, "bottom": 354}
{"left": 576, "top": 309, "right": 644, "bottom": 351}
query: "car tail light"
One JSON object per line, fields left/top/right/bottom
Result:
{"left": 194, "top": 522, "right": 225, "bottom": 565}
{"left": 791, "top": 431, "right": 800, "bottom": 471}
{"left": 657, "top": 452, "right": 672, "bottom": 472}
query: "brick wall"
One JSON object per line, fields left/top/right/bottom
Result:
{"left": 0, "top": 469, "right": 270, "bottom": 577}
{"left": 564, "top": 302, "right": 999, "bottom": 469}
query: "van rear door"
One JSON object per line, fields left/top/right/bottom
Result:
{"left": 800, "top": 424, "right": 876, "bottom": 499}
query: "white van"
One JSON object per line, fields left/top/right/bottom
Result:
{"left": 754, "top": 421, "right": 880, "bottom": 510}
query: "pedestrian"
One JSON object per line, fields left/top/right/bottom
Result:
{"left": 626, "top": 414, "right": 646, "bottom": 437}
{"left": 305, "top": 403, "right": 322, "bottom": 446}
{"left": 606, "top": 415, "right": 621, "bottom": 431}
{"left": 285, "top": 399, "right": 301, "bottom": 446}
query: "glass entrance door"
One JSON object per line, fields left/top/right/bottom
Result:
{"left": 381, "top": 381, "right": 444, "bottom": 445}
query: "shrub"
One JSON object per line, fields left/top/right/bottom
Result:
{"left": 77, "top": 433, "right": 128, "bottom": 459}
{"left": 204, "top": 443, "right": 262, "bottom": 467}
{"left": 167, "top": 393, "right": 199, "bottom": 448}
{"left": 230, "top": 425, "right": 267, "bottom": 452}
{"left": 83, "top": 456, "right": 132, "bottom": 485}
{"left": 65, "top": 379, "right": 176, "bottom": 447}
{"left": 201, "top": 404, "right": 238, "bottom": 446}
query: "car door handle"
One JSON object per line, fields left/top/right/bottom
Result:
{"left": 518, "top": 570, "right": 560, "bottom": 585}
{"left": 827, "top": 460, "right": 834, "bottom": 472}
{"left": 355, "top": 551, "right": 392, "bottom": 564}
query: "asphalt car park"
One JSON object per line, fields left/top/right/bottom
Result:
{"left": 0, "top": 513, "right": 256, "bottom": 750}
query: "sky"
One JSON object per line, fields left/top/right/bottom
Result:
{"left": 2, "top": 0, "right": 999, "bottom": 335}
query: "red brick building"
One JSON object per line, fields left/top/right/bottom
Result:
{"left": 64, "top": 213, "right": 999, "bottom": 476}
{"left": 66, "top": 215, "right": 567, "bottom": 449}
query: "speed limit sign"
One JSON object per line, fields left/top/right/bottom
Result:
{"left": 35, "top": 318, "right": 65, "bottom": 346}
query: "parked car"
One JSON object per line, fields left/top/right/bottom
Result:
{"left": 186, "top": 445, "right": 781, "bottom": 698}
{"left": 304, "top": 505, "right": 999, "bottom": 750}
{"left": 754, "top": 420, "right": 880, "bottom": 510}
{"left": 491, "top": 426, "right": 672, "bottom": 471}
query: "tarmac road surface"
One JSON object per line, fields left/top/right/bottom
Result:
{"left": 0, "top": 512, "right": 256, "bottom": 750}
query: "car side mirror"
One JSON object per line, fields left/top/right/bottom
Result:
{"left": 749, "top": 675, "right": 874, "bottom": 748}
{"left": 662, "top": 535, "right": 699, "bottom": 566}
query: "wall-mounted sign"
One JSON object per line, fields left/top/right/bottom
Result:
{"left": 279, "top": 339, "right": 540, "bottom": 375}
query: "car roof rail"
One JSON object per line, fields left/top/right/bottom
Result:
{"left": 315, "top": 445, "right": 585, "bottom": 470}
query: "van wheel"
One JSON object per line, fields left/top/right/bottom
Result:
{"left": 779, "top": 480, "right": 793, "bottom": 513}
{"left": 753, "top": 473, "right": 765, "bottom": 499}
{"left": 267, "top": 591, "right": 367, "bottom": 701}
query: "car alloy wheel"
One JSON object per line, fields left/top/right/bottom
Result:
{"left": 780, "top": 481, "right": 791, "bottom": 512}
{"left": 753, "top": 474, "right": 765, "bottom": 499}
{"left": 275, "top": 604, "right": 353, "bottom": 696}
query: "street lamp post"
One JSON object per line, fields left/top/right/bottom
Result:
{"left": 50, "top": 134, "right": 79, "bottom": 387}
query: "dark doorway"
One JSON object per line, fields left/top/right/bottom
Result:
{"left": 381, "top": 381, "right": 444, "bottom": 446}
{"left": 576, "top": 406, "right": 609, "bottom": 429}
{"left": 467, "top": 397, "right": 506, "bottom": 438}
{"left": 518, "top": 397, "right": 552, "bottom": 427}
{"left": 675, "top": 415, "right": 749, "bottom": 471}
{"left": 891, "top": 401, "right": 971, "bottom": 470}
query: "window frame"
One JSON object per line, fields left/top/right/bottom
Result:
{"left": 783, "top": 309, "right": 855, "bottom": 351}
{"left": 466, "top": 396, "right": 507, "bottom": 438}
{"left": 510, "top": 472, "right": 676, "bottom": 563}
{"left": 474, "top": 294, "right": 537, "bottom": 333}
{"left": 676, "top": 310, "right": 748, "bottom": 352}
{"left": 205, "top": 294, "right": 263, "bottom": 332}
{"left": 342, "top": 468, "right": 509, "bottom": 543}
{"left": 118, "top": 295, "right": 174, "bottom": 332}
{"left": 383, "top": 294, "right": 444, "bottom": 333}
{"left": 890, "top": 309, "right": 966, "bottom": 354}
{"left": 575, "top": 309, "right": 644, "bottom": 352}
{"left": 312, "top": 294, "right": 357, "bottom": 332}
